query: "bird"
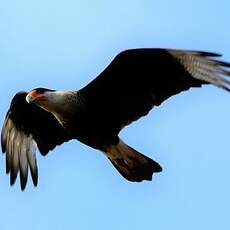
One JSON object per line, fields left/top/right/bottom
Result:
{"left": 1, "top": 48, "right": 230, "bottom": 190}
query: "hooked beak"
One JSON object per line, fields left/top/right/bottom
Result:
{"left": 26, "top": 90, "right": 47, "bottom": 104}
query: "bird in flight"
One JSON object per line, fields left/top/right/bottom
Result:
{"left": 1, "top": 48, "right": 230, "bottom": 190}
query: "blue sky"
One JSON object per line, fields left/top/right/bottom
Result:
{"left": 0, "top": 0, "right": 230, "bottom": 229}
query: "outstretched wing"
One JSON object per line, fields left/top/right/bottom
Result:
{"left": 80, "top": 48, "right": 230, "bottom": 136}
{"left": 1, "top": 92, "right": 71, "bottom": 190}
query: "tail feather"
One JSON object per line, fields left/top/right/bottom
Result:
{"left": 105, "top": 139, "right": 162, "bottom": 182}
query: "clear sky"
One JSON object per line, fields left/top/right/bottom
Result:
{"left": 0, "top": 1, "right": 230, "bottom": 229}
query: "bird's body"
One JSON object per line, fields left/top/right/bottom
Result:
{"left": 1, "top": 48, "right": 230, "bottom": 190}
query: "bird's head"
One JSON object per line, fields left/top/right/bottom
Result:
{"left": 26, "top": 88, "right": 62, "bottom": 113}
{"left": 26, "top": 88, "right": 76, "bottom": 115}
{"left": 26, "top": 87, "right": 55, "bottom": 107}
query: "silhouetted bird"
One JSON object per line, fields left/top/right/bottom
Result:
{"left": 1, "top": 48, "right": 230, "bottom": 190}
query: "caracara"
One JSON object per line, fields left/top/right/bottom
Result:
{"left": 1, "top": 48, "right": 230, "bottom": 190}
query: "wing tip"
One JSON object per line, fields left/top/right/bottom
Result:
{"left": 10, "top": 170, "right": 18, "bottom": 187}
{"left": 20, "top": 173, "right": 28, "bottom": 191}
{"left": 31, "top": 171, "right": 38, "bottom": 187}
{"left": 198, "top": 51, "right": 222, "bottom": 57}
{"left": 215, "top": 60, "right": 230, "bottom": 68}
{"left": 1, "top": 118, "right": 9, "bottom": 154}
{"left": 1, "top": 133, "right": 6, "bottom": 153}
{"left": 168, "top": 49, "right": 222, "bottom": 58}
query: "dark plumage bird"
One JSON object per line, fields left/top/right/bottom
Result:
{"left": 1, "top": 48, "right": 230, "bottom": 190}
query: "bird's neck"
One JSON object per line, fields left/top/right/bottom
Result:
{"left": 39, "top": 90, "right": 80, "bottom": 126}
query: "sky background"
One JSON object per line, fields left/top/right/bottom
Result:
{"left": 0, "top": 0, "right": 230, "bottom": 229}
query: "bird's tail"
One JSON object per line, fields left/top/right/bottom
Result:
{"left": 104, "top": 139, "right": 162, "bottom": 182}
